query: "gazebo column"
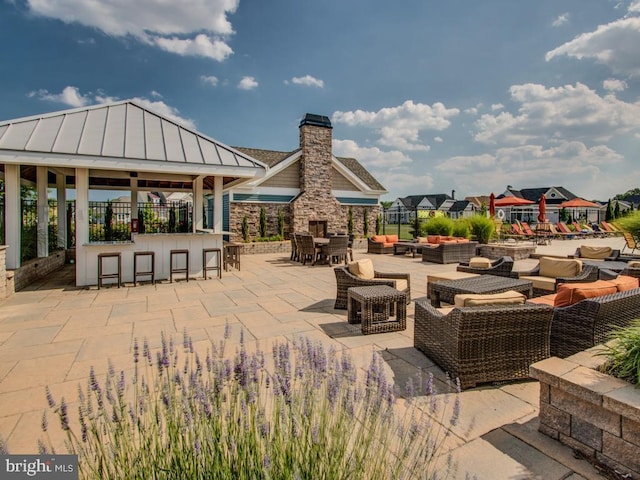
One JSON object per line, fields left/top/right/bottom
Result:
{"left": 193, "top": 176, "right": 204, "bottom": 232}
{"left": 213, "top": 176, "right": 223, "bottom": 233}
{"left": 4, "top": 164, "right": 21, "bottom": 269}
{"left": 75, "top": 168, "right": 89, "bottom": 286}
{"left": 37, "top": 166, "right": 49, "bottom": 258}
{"left": 56, "top": 172, "right": 67, "bottom": 249}
{"left": 130, "top": 178, "right": 138, "bottom": 229}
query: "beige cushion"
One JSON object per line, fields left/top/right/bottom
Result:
{"left": 454, "top": 290, "right": 526, "bottom": 307}
{"left": 427, "top": 272, "right": 479, "bottom": 284}
{"left": 538, "top": 257, "right": 582, "bottom": 279}
{"left": 387, "top": 279, "right": 408, "bottom": 292}
{"left": 438, "top": 306, "right": 455, "bottom": 315}
{"left": 348, "top": 259, "right": 375, "bottom": 280}
{"left": 526, "top": 294, "right": 556, "bottom": 306}
{"left": 520, "top": 275, "right": 557, "bottom": 292}
{"left": 417, "top": 236, "right": 430, "bottom": 243}
{"left": 469, "top": 257, "right": 492, "bottom": 268}
{"left": 628, "top": 261, "right": 640, "bottom": 268}
{"left": 579, "top": 245, "right": 612, "bottom": 260}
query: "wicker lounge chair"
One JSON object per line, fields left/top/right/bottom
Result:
{"left": 548, "top": 288, "right": 640, "bottom": 358}
{"left": 414, "top": 300, "right": 554, "bottom": 389}
{"left": 333, "top": 262, "right": 410, "bottom": 310}
{"left": 517, "top": 257, "right": 598, "bottom": 296}
{"left": 456, "top": 256, "right": 515, "bottom": 277}
{"left": 421, "top": 241, "right": 478, "bottom": 264}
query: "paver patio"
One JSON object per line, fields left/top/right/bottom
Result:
{"left": 0, "top": 237, "right": 626, "bottom": 479}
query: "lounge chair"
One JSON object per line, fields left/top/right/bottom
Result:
{"left": 517, "top": 256, "right": 599, "bottom": 296}
{"left": 621, "top": 231, "right": 639, "bottom": 255}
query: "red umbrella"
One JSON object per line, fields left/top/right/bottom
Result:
{"left": 559, "top": 198, "right": 600, "bottom": 208}
{"left": 489, "top": 193, "right": 496, "bottom": 218}
{"left": 537, "top": 194, "right": 546, "bottom": 223}
{"left": 494, "top": 196, "right": 535, "bottom": 206}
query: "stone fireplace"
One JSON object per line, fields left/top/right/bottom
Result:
{"left": 291, "top": 114, "right": 346, "bottom": 234}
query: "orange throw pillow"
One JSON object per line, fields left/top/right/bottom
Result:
{"left": 372, "top": 235, "right": 386, "bottom": 243}
{"left": 608, "top": 275, "right": 639, "bottom": 292}
{"left": 553, "top": 281, "right": 618, "bottom": 307}
{"left": 385, "top": 234, "right": 399, "bottom": 243}
{"left": 427, "top": 235, "right": 441, "bottom": 244}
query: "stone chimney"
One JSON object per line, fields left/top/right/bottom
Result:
{"left": 299, "top": 114, "right": 333, "bottom": 194}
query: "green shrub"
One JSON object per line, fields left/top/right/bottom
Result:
{"left": 422, "top": 216, "right": 454, "bottom": 236}
{"left": 241, "top": 215, "right": 250, "bottom": 242}
{"left": 259, "top": 207, "right": 267, "bottom": 238}
{"left": 467, "top": 215, "right": 495, "bottom": 244}
{"left": 40, "top": 330, "right": 460, "bottom": 479}
{"left": 363, "top": 209, "right": 369, "bottom": 236}
{"left": 277, "top": 208, "right": 285, "bottom": 238}
{"left": 348, "top": 207, "right": 354, "bottom": 235}
{"left": 599, "top": 320, "right": 640, "bottom": 386}
{"left": 452, "top": 219, "right": 470, "bottom": 239}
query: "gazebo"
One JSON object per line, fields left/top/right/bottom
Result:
{"left": 0, "top": 100, "right": 267, "bottom": 286}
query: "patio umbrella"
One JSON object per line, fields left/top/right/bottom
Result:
{"left": 537, "top": 194, "right": 546, "bottom": 223}
{"left": 489, "top": 193, "right": 496, "bottom": 218}
{"left": 558, "top": 198, "right": 600, "bottom": 208}
{"left": 494, "top": 196, "right": 535, "bottom": 207}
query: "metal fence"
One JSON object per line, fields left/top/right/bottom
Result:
{"left": 1, "top": 199, "right": 200, "bottom": 262}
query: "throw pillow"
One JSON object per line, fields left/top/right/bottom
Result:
{"left": 553, "top": 281, "right": 618, "bottom": 307}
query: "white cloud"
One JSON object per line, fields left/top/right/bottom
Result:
{"left": 332, "top": 100, "right": 459, "bottom": 152}
{"left": 152, "top": 34, "right": 233, "bottom": 61}
{"left": 287, "top": 75, "right": 324, "bottom": 88}
{"left": 27, "top": 86, "right": 90, "bottom": 107}
{"left": 491, "top": 103, "right": 504, "bottom": 111}
{"left": 434, "top": 136, "right": 443, "bottom": 143}
{"left": 436, "top": 142, "right": 624, "bottom": 199}
{"left": 25, "top": 0, "right": 238, "bottom": 61}
{"left": 464, "top": 107, "right": 478, "bottom": 115}
{"left": 630, "top": 1, "right": 640, "bottom": 13}
{"left": 28, "top": 86, "right": 196, "bottom": 129}
{"left": 333, "top": 139, "right": 413, "bottom": 169}
{"left": 237, "top": 76, "right": 258, "bottom": 90}
{"left": 546, "top": 16, "right": 640, "bottom": 76}
{"left": 200, "top": 75, "right": 219, "bottom": 87}
{"left": 603, "top": 78, "right": 627, "bottom": 91}
{"left": 475, "top": 82, "right": 640, "bottom": 144}
{"left": 552, "top": 13, "right": 570, "bottom": 27}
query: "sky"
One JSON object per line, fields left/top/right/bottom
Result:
{"left": 1, "top": 0, "right": 640, "bottom": 203}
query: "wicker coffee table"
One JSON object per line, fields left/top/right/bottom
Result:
{"left": 430, "top": 275, "right": 533, "bottom": 308}
{"left": 347, "top": 285, "right": 407, "bottom": 335}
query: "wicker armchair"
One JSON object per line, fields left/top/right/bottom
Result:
{"left": 550, "top": 287, "right": 640, "bottom": 358}
{"left": 518, "top": 263, "right": 598, "bottom": 296}
{"left": 421, "top": 241, "right": 478, "bottom": 264}
{"left": 456, "top": 256, "right": 515, "bottom": 277}
{"left": 333, "top": 265, "right": 410, "bottom": 310}
{"left": 569, "top": 246, "right": 620, "bottom": 261}
{"left": 367, "top": 237, "right": 394, "bottom": 254}
{"left": 414, "top": 300, "right": 554, "bottom": 389}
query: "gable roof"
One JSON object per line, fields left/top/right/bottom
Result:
{"left": 0, "top": 100, "right": 267, "bottom": 180}
{"left": 450, "top": 200, "right": 472, "bottom": 212}
{"left": 505, "top": 186, "right": 578, "bottom": 204}
{"left": 233, "top": 146, "right": 385, "bottom": 192}
{"left": 398, "top": 194, "right": 453, "bottom": 210}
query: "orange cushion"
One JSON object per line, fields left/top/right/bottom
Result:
{"left": 608, "top": 275, "right": 639, "bottom": 292}
{"left": 553, "top": 281, "right": 618, "bottom": 307}
{"left": 427, "top": 235, "right": 442, "bottom": 244}
{"left": 385, "top": 234, "right": 399, "bottom": 243}
{"left": 383, "top": 242, "right": 395, "bottom": 248}
{"left": 440, "top": 240, "right": 458, "bottom": 244}
{"left": 372, "top": 235, "right": 386, "bottom": 243}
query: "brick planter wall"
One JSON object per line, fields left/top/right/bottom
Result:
{"left": 477, "top": 243, "right": 536, "bottom": 260}
{"left": 235, "top": 238, "right": 367, "bottom": 255}
{"left": 9, "top": 250, "right": 67, "bottom": 294}
{"left": 531, "top": 347, "right": 640, "bottom": 478}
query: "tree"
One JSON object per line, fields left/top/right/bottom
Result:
{"left": 363, "top": 209, "right": 369, "bottom": 236}
{"left": 277, "top": 208, "right": 284, "bottom": 238}
{"left": 259, "top": 207, "right": 267, "bottom": 238}
{"left": 614, "top": 200, "right": 621, "bottom": 219}
{"left": 347, "top": 207, "right": 354, "bottom": 235}
{"left": 605, "top": 199, "right": 614, "bottom": 221}
{"left": 104, "top": 202, "right": 113, "bottom": 241}
{"left": 241, "top": 215, "right": 250, "bottom": 242}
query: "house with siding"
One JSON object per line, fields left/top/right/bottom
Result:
{"left": 386, "top": 192, "right": 475, "bottom": 223}
{"left": 224, "top": 114, "right": 387, "bottom": 241}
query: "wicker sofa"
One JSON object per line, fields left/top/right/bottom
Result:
{"left": 456, "top": 256, "right": 515, "bottom": 277}
{"left": 367, "top": 235, "right": 399, "bottom": 254}
{"left": 421, "top": 241, "right": 478, "bottom": 264}
{"left": 414, "top": 300, "right": 554, "bottom": 389}
{"left": 333, "top": 259, "right": 410, "bottom": 310}
{"left": 569, "top": 245, "right": 620, "bottom": 261}
{"left": 517, "top": 256, "right": 598, "bottom": 296}
{"left": 526, "top": 275, "right": 640, "bottom": 358}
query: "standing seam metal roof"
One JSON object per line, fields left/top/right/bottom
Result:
{"left": 0, "top": 100, "right": 266, "bottom": 172}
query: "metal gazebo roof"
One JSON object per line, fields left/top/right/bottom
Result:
{"left": 0, "top": 100, "right": 267, "bottom": 188}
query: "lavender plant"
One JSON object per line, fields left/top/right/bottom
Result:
{"left": 40, "top": 328, "right": 461, "bottom": 479}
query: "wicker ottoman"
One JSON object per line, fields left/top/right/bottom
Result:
{"left": 347, "top": 285, "right": 407, "bottom": 335}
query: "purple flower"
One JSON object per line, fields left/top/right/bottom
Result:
{"left": 36, "top": 439, "right": 47, "bottom": 455}
{"left": 59, "top": 397, "right": 69, "bottom": 431}
{"left": 0, "top": 436, "right": 8, "bottom": 455}
{"left": 89, "top": 366, "right": 99, "bottom": 391}
{"left": 133, "top": 338, "right": 139, "bottom": 364}
{"left": 45, "top": 386, "right": 56, "bottom": 408}
{"left": 41, "top": 411, "right": 48, "bottom": 432}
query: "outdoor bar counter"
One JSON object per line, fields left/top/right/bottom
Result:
{"left": 77, "top": 231, "right": 226, "bottom": 286}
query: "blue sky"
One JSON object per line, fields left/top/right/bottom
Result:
{"left": 1, "top": 0, "right": 640, "bottom": 202}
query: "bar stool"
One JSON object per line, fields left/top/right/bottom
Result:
{"left": 97, "top": 252, "right": 121, "bottom": 289}
{"left": 224, "top": 243, "right": 241, "bottom": 271}
{"left": 133, "top": 251, "right": 155, "bottom": 286}
{"left": 202, "top": 248, "right": 222, "bottom": 279}
{"left": 170, "top": 249, "right": 189, "bottom": 283}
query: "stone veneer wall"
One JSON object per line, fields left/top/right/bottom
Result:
{"left": 476, "top": 244, "right": 537, "bottom": 260}
{"left": 0, "top": 246, "right": 7, "bottom": 298}
{"left": 228, "top": 204, "right": 292, "bottom": 243}
{"left": 531, "top": 347, "right": 640, "bottom": 478}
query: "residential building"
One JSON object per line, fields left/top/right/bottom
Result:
{"left": 385, "top": 192, "right": 475, "bottom": 223}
